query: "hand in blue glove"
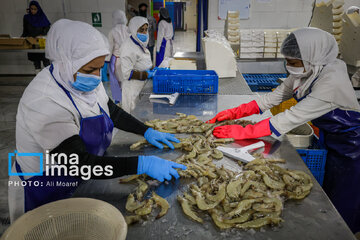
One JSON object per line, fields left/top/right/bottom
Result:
{"left": 137, "top": 155, "right": 187, "bottom": 182}
{"left": 101, "top": 62, "right": 109, "bottom": 82}
{"left": 144, "top": 128, "right": 180, "bottom": 149}
{"left": 146, "top": 69, "right": 155, "bottom": 79}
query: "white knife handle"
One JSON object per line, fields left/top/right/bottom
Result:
{"left": 240, "top": 141, "right": 265, "bottom": 152}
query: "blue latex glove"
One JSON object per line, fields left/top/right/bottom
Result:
{"left": 144, "top": 128, "right": 180, "bottom": 149}
{"left": 137, "top": 155, "right": 187, "bottom": 182}
{"left": 153, "top": 67, "right": 169, "bottom": 71}
{"left": 146, "top": 69, "right": 155, "bottom": 79}
{"left": 101, "top": 62, "right": 109, "bottom": 82}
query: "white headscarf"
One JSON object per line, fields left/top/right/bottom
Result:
{"left": 45, "top": 19, "right": 110, "bottom": 106}
{"left": 111, "top": 10, "right": 130, "bottom": 48}
{"left": 128, "top": 16, "right": 149, "bottom": 48}
{"left": 347, "top": 6, "right": 360, "bottom": 14}
{"left": 285, "top": 27, "right": 359, "bottom": 110}
{"left": 112, "top": 9, "right": 127, "bottom": 27}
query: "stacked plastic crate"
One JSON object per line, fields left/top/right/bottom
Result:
{"left": 340, "top": 11, "right": 360, "bottom": 67}
{"left": 239, "top": 30, "right": 264, "bottom": 58}
{"left": 264, "top": 31, "right": 277, "bottom": 58}
{"left": 310, "top": 0, "right": 345, "bottom": 48}
{"left": 333, "top": 0, "right": 345, "bottom": 47}
{"left": 224, "top": 11, "right": 240, "bottom": 57}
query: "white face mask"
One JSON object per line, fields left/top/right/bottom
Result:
{"left": 286, "top": 65, "right": 305, "bottom": 75}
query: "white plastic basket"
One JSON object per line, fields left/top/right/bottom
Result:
{"left": 1, "top": 198, "right": 127, "bottom": 240}
{"left": 286, "top": 123, "right": 314, "bottom": 148}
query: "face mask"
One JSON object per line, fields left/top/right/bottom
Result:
{"left": 286, "top": 65, "right": 305, "bottom": 76}
{"left": 137, "top": 33, "right": 148, "bottom": 43}
{"left": 72, "top": 71, "right": 101, "bottom": 92}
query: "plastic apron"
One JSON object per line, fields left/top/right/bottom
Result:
{"left": 109, "top": 55, "right": 122, "bottom": 103}
{"left": 15, "top": 65, "right": 114, "bottom": 213}
{"left": 293, "top": 78, "right": 360, "bottom": 233}
{"left": 156, "top": 38, "right": 172, "bottom": 67}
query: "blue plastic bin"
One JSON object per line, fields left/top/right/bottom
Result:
{"left": 153, "top": 69, "right": 218, "bottom": 94}
{"left": 296, "top": 137, "right": 327, "bottom": 186}
{"left": 243, "top": 73, "right": 287, "bottom": 92}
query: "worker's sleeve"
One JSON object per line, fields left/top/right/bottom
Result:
{"left": 22, "top": 97, "right": 80, "bottom": 151}
{"left": 107, "top": 99, "right": 149, "bottom": 135}
{"left": 269, "top": 96, "right": 336, "bottom": 136}
{"left": 21, "top": 17, "right": 28, "bottom": 37}
{"left": 156, "top": 21, "right": 165, "bottom": 52}
{"left": 50, "top": 135, "right": 138, "bottom": 179}
{"left": 105, "top": 31, "right": 114, "bottom": 62}
{"left": 255, "top": 79, "right": 294, "bottom": 112}
{"left": 42, "top": 25, "right": 50, "bottom": 36}
{"left": 119, "top": 47, "right": 137, "bottom": 80}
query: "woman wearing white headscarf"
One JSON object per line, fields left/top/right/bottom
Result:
{"left": 156, "top": 7, "right": 174, "bottom": 67}
{"left": 106, "top": 10, "right": 130, "bottom": 102}
{"left": 207, "top": 27, "right": 360, "bottom": 233}
{"left": 119, "top": 16, "right": 153, "bottom": 113}
{"left": 8, "top": 19, "right": 185, "bottom": 222}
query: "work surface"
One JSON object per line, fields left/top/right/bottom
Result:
{"left": 74, "top": 95, "right": 355, "bottom": 240}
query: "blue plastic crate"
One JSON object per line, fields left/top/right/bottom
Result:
{"left": 153, "top": 69, "right": 218, "bottom": 94}
{"left": 296, "top": 138, "right": 327, "bottom": 186}
{"left": 312, "top": 171, "right": 325, "bottom": 186}
{"left": 243, "top": 74, "right": 287, "bottom": 92}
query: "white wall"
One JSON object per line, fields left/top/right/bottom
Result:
{"left": 0, "top": 0, "right": 126, "bottom": 37}
{"left": 209, "top": 0, "right": 315, "bottom": 31}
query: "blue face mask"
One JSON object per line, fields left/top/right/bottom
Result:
{"left": 137, "top": 33, "right": 148, "bottom": 43}
{"left": 72, "top": 71, "right": 102, "bottom": 92}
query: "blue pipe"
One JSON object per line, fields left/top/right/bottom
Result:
{"left": 196, "top": 0, "right": 202, "bottom": 52}
{"left": 203, "top": 0, "right": 208, "bottom": 34}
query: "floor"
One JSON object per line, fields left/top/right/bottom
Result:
{"left": 173, "top": 30, "right": 197, "bottom": 53}
{"left": 0, "top": 76, "right": 32, "bottom": 235}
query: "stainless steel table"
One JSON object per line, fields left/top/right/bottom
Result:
{"left": 73, "top": 95, "right": 355, "bottom": 240}
{"left": 0, "top": 49, "right": 45, "bottom": 53}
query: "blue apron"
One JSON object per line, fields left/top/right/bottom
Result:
{"left": 109, "top": 55, "right": 122, "bottom": 104}
{"left": 16, "top": 65, "right": 114, "bottom": 213}
{"left": 294, "top": 78, "right": 360, "bottom": 233}
{"left": 156, "top": 38, "right": 167, "bottom": 67}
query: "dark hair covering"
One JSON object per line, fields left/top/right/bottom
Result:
{"left": 24, "top": 1, "right": 50, "bottom": 27}
{"left": 280, "top": 33, "right": 302, "bottom": 59}
{"left": 138, "top": 3, "right": 148, "bottom": 17}
{"left": 159, "top": 7, "right": 171, "bottom": 23}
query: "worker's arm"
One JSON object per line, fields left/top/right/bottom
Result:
{"left": 42, "top": 25, "right": 50, "bottom": 36}
{"left": 269, "top": 96, "right": 336, "bottom": 136}
{"left": 119, "top": 49, "right": 148, "bottom": 80}
{"left": 156, "top": 21, "right": 165, "bottom": 52}
{"left": 50, "top": 134, "right": 186, "bottom": 182}
{"left": 21, "top": 17, "right": 28, "bottom": 37}
{"left": 255, "top": 78, "right": 294, "bottom": 112}
{"left": 107, "top": 99, "right": 149, "bottom": 135}
{"left": 50, "top": 135, "right": 138, "bottom": 179}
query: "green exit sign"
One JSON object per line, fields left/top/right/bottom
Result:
{"left": 92, "top": 12, "right": 102, "bottom": 27}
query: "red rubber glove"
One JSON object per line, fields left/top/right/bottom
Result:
{"left": 213, "top": 118, "right": 272, "bottom": 140}
{"left": 206, "top": 100, "right": 260, "bottom": 123}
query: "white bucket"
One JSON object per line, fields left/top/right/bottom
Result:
{"left": 286, "top": 123, "right": 314, "bottom": 148}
